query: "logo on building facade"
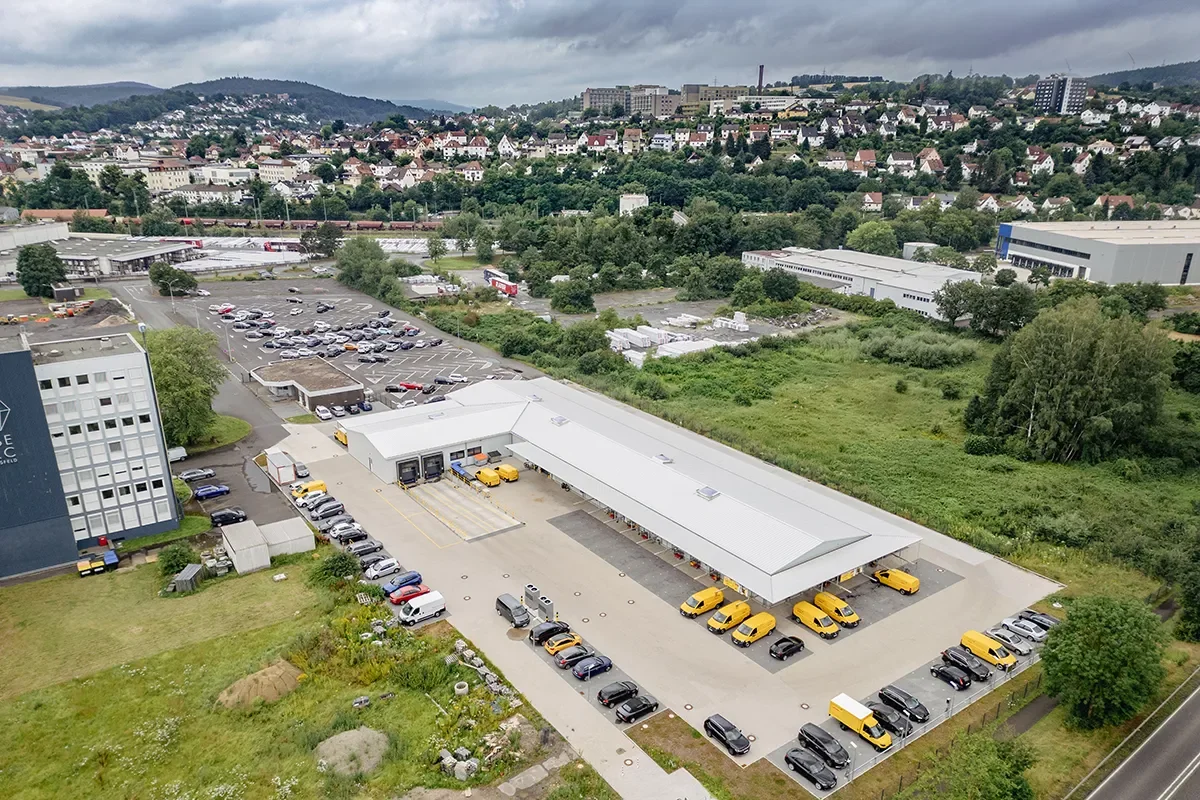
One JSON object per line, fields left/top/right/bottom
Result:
{"left": 0, "top": 398, "right": 9, "bottom": 432}
{"left": 0, "top": 398, "right": 17, "bottom": 465}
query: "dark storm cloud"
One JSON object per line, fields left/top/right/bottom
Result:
{"left": 2, "top": 0, "right": 1198, "bottom": 106}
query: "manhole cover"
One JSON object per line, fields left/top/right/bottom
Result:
{"left": 582, "top": 617, "right": 590, "bottom": 623}
{"left": 627, "top": 600, "right": 635, "bottom": 605}
{"left": 801, "top": 703, "right": 810, "bottom": 710}
{"left": 502, "top": 573, "right": 510, "bottom": 578}
{"left": 599, "top": 613, "right": 607, "bottom": 618}
{"left": 463, "top": 595, "right": 471, "bottom": 601}
{"left": 684, "top": 704, "right": 693, "bottom": 710}
{"left": 623, "top": 759, "right": 634, "bottom": 766}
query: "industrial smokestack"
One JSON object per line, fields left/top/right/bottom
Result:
{"left": 758, "top": 65, "right": 764, "bottom": 94}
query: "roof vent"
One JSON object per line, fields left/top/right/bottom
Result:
{"left": 529, "top": 394, "right": 543, "bottom": 402}
{"left": 696, "top": 486, "right": 721, "bottom": 501}
{"left": 550, "top": 415, "right": 568, "bottom": 427}
{"left": 653, "top": 454, "right": 674, "bottom": 464}
{"left": 427, "top": 412, "right": 445, "bottom": 420}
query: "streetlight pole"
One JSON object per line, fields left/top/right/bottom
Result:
{"left": 847, "top": 741, "right": 858, "bottom": 782}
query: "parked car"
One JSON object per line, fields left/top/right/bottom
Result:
{"left": 358, "top": 553, "right": 387, "bottom": 571}
{"left": 194, "top": 484, "right": 231, "bottom": 500}
{"left": 328, "top": 522, "right": 364, "bottom": 541}
{"left": 930, "top": 663, "right": 972, "bottom": 690}
{"left": 358, "top": 401, "right": 373, "bottom": 412}
{"left": 421, "top": 384, "right": 438, "bottom": 394}
{"left": 346, "top": 539, "right": 383, "bottom": 558}
{"left": 1002, "top": 617, "right": 1048, "bottom": 643}
{"left": 878, "top": 685, "right": 929, "bottom": 723}
{"left": 425, "top": 396, "right": 446, "bottom": 404}
{"left": 986, "top": 628, "right": 1033, "bottom": 656}
{"left": 571, "top": 655, "right": 613, "bottom": 681}
{"left": 287, "top": 287, "right": 302, "bottom": 293}
{"left": 382, "top": 571, "right": 423, "bottom": 595}
{"left": 554, "top": 645, "right": 597, "bottom": 669}
{"left": 942, "top": 646, "right": 991, "bottom": 682}
{"left": 400, "top": 400, "right": 417, "bottom": 408}
{"left": 296, "top": 490, "right": 329, "bottom": 509}
{"left": 768, "top": 635, "right": 806, "bottom": 661}
{"left": 331, "top": 405, "right": 346, "bottom": 417}
{"left": 311, "top": 502, "right": 345, "bottom": 520}
{"left": 529, "top": 621, "right": 572, "bottom": 646}
{"left": 597, "top": 680, "right": 639, "bottom": 708}
{"left": 347, "top": 404, "right": 360, "bottom": 415}
{"left": 704, "top": 714, "right": 751, "bottom": 756}
{"left": 434, "top": 376, "right": 453, "bottom": 385}
{"left": 337, "top": 528, "right": 368, "bottom": 544}
{"left": 543, "top": 632, "right": 583, "bottom": 656}
{"left": 783, "top": 748, "right": 838, "bottom": 791}
{"left": 871, "top": 567, "right": 920, "bottom": 595}
{"left": 449, "top": 373, "right": 469, "bottom": 383}
{"left": 178, "top": 468, "right": 216, "bottom": 482}
{"left": 615, "top": 694, "right": 659, "bottom": 723}
{"left": 1018, "top": 609, "right": 1060, "bottom": 631}
{"left": 797, "top": 722, "right": 849, "bottom": 769}
{"left": 316, "top": 514, "right": 354, "bottom": 532}
{"left": 388, "top": 583, "right": 430, "bottom": 606}
{"left": 867, "top": 701, "right": 912, "bottom": 738}
{"left": 365, "top": 558, "right": 401, "bottom": 580}
{"left": 384, "top": 384, "right": 405, "bottom": 393}
{"left": 399, "top": 381, "right": 423, "bottom": 390}
{"left": 210, "top": 507, "right": 247, "bottom": 526}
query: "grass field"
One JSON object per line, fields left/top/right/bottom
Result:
{"left": 0, "top": 552, "right": 580, "bottom": 800}
{"left": 0, "top": 288, "right": 28, "bottom": 301}
{"left": 286, "top": 412, "right": 321, "bottom": 424}
{"left": 0, "top": 94, "right": 58, "bottom": 111}
{"left": 0, "top": 287, "right": 112, "bottom": 302}
{"left": 116, "top": 512, "right": 212, "bottom": 552}
{"left": 188, "top": 414, "right": 252, "bottom": 453}
{"left": 0, "top": 556, "right": 322, "bottom": 699}
{"left": 429, "top": 254, "right": 500, "bottom": 269}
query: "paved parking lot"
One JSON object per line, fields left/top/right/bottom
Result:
{"left": 182, "top": 447, "right": 297, "bottom": 527}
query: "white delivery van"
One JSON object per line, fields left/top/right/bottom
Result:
{"left": 167, "top": 447, "right": 188, "bottom": 463}
{"left": 397, "top": 591, "right": 446, "bottom": 626}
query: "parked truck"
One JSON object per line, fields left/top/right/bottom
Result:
{"left": 829, "top": 693, "right": 892, "bottom": 752}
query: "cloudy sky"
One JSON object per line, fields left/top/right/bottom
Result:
{"left": 3, "top": 0, "right": 1199, "bottom": 107}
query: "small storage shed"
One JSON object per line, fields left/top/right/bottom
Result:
{"left": 260, "top": 518, "right": 315, "bottom": 558}
{"left": 266, "top": 450, "right": 296, "bottom": 485}
{"left": 174, "top": 563, "right": 204, "bottom": 592}
{"left": 221, "top": 521, "right": 271, "bottom": 574}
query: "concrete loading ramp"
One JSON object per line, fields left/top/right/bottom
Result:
{"left": 406, "top": 479, "right": 523, "bottom": 542}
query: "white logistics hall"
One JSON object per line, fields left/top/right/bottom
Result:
{"left": 337, "top": 378, "right": 921, "bottom": 604}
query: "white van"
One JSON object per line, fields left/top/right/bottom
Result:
{"left": 397, "top": 591, "right": 446, "bottom": 626}
{"left": 167, "top": 447, "right": 188, "bottom": 463}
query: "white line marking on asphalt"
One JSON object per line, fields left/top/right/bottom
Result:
{"left": 1158, "top": 750, "right": 1200, "bottom": 800}
{"left": 1089, "top": 682, "right": 1200, "bottom": 800}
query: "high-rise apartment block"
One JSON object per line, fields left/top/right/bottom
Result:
{"left": 1034, "top": 75, "right": 1087, "bottom": 115}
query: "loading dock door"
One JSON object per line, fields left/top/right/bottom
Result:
{"left": 397, "top": 459, "right": 420, "bottom": 484}
{"left": 422, "top": 452, "right": 444, "bottom": 479}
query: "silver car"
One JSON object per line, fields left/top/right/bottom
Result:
{"left": 1002, "top": 617, "right": 1047, "bottom": 643}
{"left": 986, "top": 628, "right": 1033, "bottom": 656}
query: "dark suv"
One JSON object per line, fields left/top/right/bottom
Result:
{"left": 528, "top": 620, "right": 571, "bottom": 645}
{"left": 942, "top": 646, "right": 991, "bottom": 682}
{"left": 797, "top": 722, "right": 849, "bottom": 768}
{"left": 878, "top": 685, "right": 929, "bottom": 723}
{"left": 210, "top": 507, "right": 247, "bottom": 526}
{"left": 867, "top": 701, "right": 912, "bottom": 738}
{"left": 704, "top": 714, "right": 751, "bottom": 756}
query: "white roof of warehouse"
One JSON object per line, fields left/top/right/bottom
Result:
{"left": 771, "top": 247, "right": 980, "bottom": 294}
{"left": 344, "top": 378, "right": 921, "bottom": 602}
{"left": 1006, "top": 220, "right": 1200, "bottom": 245}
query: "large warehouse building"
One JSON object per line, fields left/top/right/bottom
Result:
{"left": 742, "top": 247, "right": 980, "bottom": 319}
{"left": 996, "top": 220, "right": 1200, "bottom": 284}
{"left": 338, "top": 378, "right": 921, "bottom": 604}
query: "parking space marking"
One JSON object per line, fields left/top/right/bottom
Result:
{"left": 377, "top": 491, "right": 460, "bottom": 551}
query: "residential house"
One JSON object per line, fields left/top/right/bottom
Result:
{"left": 464, "top": 136, "right": 491, "bottom": 159}
{"left": 855, "top": 149, "right": 877, "bottom": 168}
{"left": 887, "top": 152, "right": 916, "bottom": 177}
{"left": 1041, "top": 196, "right": 1073, "bottom": 216}
{"left": 648, "top": 131, "right": 675, "bottom": 151}
{"left": 622, "top": 128, "right": 643, "bottom": 155}
{"left": 1088, "top": 139, "right": 1116, "bottom": 155}
{"left": 1007, "top": 195, "right": 1037, "bottom": 215}
{"left": 259, "top": 158, "right": 298, "bottom": 183}
{"left": 1155, "top": 136, "right": 1184, "bottom": 152}
{"left": 720, "top": 124, "right": 741, "bottom": 141}
{"left": 920, "top": 156, "right": 945, "bottom": 175}
{"left": 1030, "top": 153, "right": 1055, "bottom": 175}
{"left": 1093, "top": 194, "right": 1134, "bottom": 216}
{"left": 496, "top": 134, "right": 518, "bottom": 159}
{"left": 1124, "top": 135, "right": 1151, "bottom": 152}
{"left": 862, "top": 192, "right": 883, "bottom": 213}
{"left": 456, "top": 161, "right": 485, "bottom": 183}
{"left": 770, "top": 122, "right": 799, "bottom": 141}
{"left": 144, "top": 158, "right": 190, "bottom": 193}
{"left": 961, "top": 139, "right": 980, "bottom": 155}
{"left": 818, "top": 151, "right": 847, "bottom": 170}
{"left": 1012, "top": 170, "right": 1030, "bottom": 187}
{"left": 1072, "top": 152, "right": 1092, "bottom": 175}
{"left": 961, "top": 161, "right": 981, "bottom": 183}
{"left": 878, "top": 122, "right": 898, "bottom": 140}
{"left": 1080, "top": 109, "right": 1111, "bottom": 125}
{"left": 798, "top": 126, "right": 824, "bottom": 148}
{"left": 968, "top": 105, "right": 988, "bottom": 119}
{"left": 747, "top": 124, "right": 771, "bottom": 141}
{"left": 976, "top": 193, "right": 1001, "bottom": 213}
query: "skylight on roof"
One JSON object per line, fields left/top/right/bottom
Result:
{"left": 427, "top": 412, "right": 445, "bottom": 420}
{"left": 550, "top": 415, "right": 569, "bottom": 426}
{"left": 653, "top": 454, "right": 674, "bottom": 464}
{"left": 529, "top": 394, "right": 543, "bottom": 402}
{"left": 696, "top": 486, "right": 721, "bottom": 501}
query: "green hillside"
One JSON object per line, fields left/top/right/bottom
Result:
{"left": 170, "top": 77, "right": 429, "bottom": 122}
{"left": 0, "top": 82, "right": 162, "bottom": 108}
{"left": 1090, "top": 60, "right": 1200, "bottom": 87}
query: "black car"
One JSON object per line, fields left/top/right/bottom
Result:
{"left": 385, "top": 384, "right": 404, "bottom": 393}
{"left": 435, "top": 376, "right": 453, "bottom": 385}
{"left": 210, "top": 507, "right": 247, "bottom": 526}
{"left": 704, "top": 714, "right": 751, "bottom": 756}
{"left": 597, "top": 680, "right": 639, "bottom": 708}
{"left": 425, "top": 396, "right": 446, "bottom": 404}
{"left": 421, "top": 384, "right": 438, "bottom": 394}
{"left": 615, "top": 694, "right": 659, "bottom": 724}
{"left": 338, "top": 529, "right": 369, "bottom": 544}
{"left": 1018, "top": 609, "right": 1060, "bottom": 631}
{"left": 399, "top": 341, "right": 415, "bottom": 350}
{"left": 769, "top": 635, "right": 805, "bottom": 661}
{"left": 867, "top": 701, "right": 912, "bottom": 738}
{"left": 797, "top": 722, "right": 849, "bottom": 769}
{"left": 930, "top": 663, "right": 972, "bottom": 690}
{"left": 370, "top": 354, "right": 388, "bottom": 363}
{"left": 429, "top": 338, "right": 443, "bottom": 346}
{"left": 359, "top": 553, "right": 387, "bottom": 570}
{"left": 878, "top": 684, "right": 929, "bottom": 723}
{"left": 942, "top": 646, "right": 991, "bottom": 682}
{"left": 528, "top": 620, "right": 571, "bottom": 645}
{"left": 783, "top": 747, "right": 837, "bottom": 791}
{"left": 554, "top": 645, "right": 597, "bottom": 669}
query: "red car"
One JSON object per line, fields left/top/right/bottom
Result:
{"left": 388, "top": 583, "right": 431, "bottom": 605}
{"left": 398, "top": 381, "right": 423, "bottom": 391}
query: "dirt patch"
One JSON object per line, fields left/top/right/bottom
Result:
{"left": 217, "top": 659, "right": 302, "bottom": 708}
{"left": 315, "top": 726, "right": 389, "bottom": 776}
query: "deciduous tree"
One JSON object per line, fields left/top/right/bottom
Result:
{"left": 145, "top": 327, "right": 225, "bottom": 447}
{"left": 15, "top": 243, "right": 66, "bottom": 298}
{"left": 845, "top": 220, "right": 900, "bottom": 257}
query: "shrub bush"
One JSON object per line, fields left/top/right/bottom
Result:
{"left": 158, "top": 543, "right": 197, "bottom": 577}
{"left": 309, "top": 552, "right": 361, "bottom": 587}
{"left": 940, "top": 379, "right": 964, "bottom": 400}
{"left": 894, "top": 379, "right": 908, "bottom": 393}
{"left": 860, "top": 328, "right": 978, "bottom": 369}
{"left": 964, "top": 435, "right": 1002, "bottom": 456}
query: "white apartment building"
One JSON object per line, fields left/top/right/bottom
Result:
{"left": 619, "top": 193, "right": 649, "bottom": 216}
{"left": 198, "top": 164, "right": 257, "bottom": 185}
{"left": 145, "top": 160, "right": 190, "bottom": 194}
{"left": 258, "top": 158, "right": 299, "bottom": 183}
{"left": 31, "top": 334, "right": 179, "bottom": 547}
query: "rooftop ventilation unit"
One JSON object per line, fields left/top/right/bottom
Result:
{"left": 696, "top": 486, "right": 720, "bottom": 501}
{"left": 653, "top": 454, "right": 674, "bottom": 464}
{"left": 427, "top": 412, "right": 445, "bottom": 420}
{"left": 550, "top": 415, "right": 568, "bottom": 426}
{"left": 529, "top": 394, "right": 543, "bottom": 402}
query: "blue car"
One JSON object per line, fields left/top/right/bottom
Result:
{"left": 358, "top": 400, "right": 373, "bottom": 411}
{"left": 194, "top": 484, "right": 230, "bottom": 500}
{"left": 572, "top": 655, "right": 614, "bottom": 681}
{"left": 383, "top": 571, "right": 422, "bottom": 596}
